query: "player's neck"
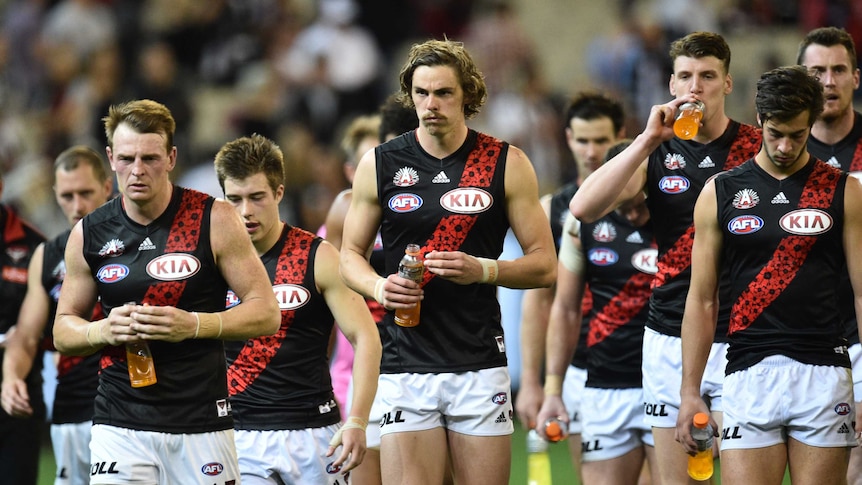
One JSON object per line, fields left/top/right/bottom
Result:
{"left": 811, "top": 109, "right": 855, "bottom": 146}
{"left": 122, "top": 183, "right": 173, "bottom": 226}
{"left": 417, "top": 123, "right": 468, "bottom": 160}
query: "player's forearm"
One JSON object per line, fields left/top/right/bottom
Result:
{"left": 340, "top": 248, "right": 382, "bottom": 300}
{"left": 346, "top": 334, "right": 381, "bottom": 421}
{"left": 519, "top": 287, "right": 552, "bottom": 385}
{"left": 545, "top": 304, "right": 580, "bottom": 378}
{"left": 53, "top": 315, "right": 104, "bottom": 356}
{"left": 201, "top": 296, "right": 280, "bottom": 340}
{"left": 495, "top": 250, "right": 557, "bottom": 289}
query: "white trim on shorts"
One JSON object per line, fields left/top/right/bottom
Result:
{"left": 642, "top": 327, "right": 727, "bottom": 428}
{"left": 89, "top": 424, "right": 239, "bottom": 485}
{"left": 581, "top": 387, "right": 654, "bottom": 462}
{"left": 235, "top": 425, "right": 347, "bottom": 485}
{"left": 562, "top": 364, "right": 587, "bottom": 435}
{"left": 51, "top": 421, "right": 92, "bottom": 485}
{"left": 721, "top": 355, "right": 856, "bottom": 450}
{"left": 375, "top": 367, "right": 514, "bottom": 438}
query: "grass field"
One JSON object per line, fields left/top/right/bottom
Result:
{"left": 37, "top": 421, "right": 792, "bottom": 485}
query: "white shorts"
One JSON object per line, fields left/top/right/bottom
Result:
{"left": 581, "top": 387, "right": 654, "bottom": 462}
{"left": 235, "top": 425, "right": 347, "bottom": 485}
{"left": 562, "top": 365, "right": 587, "bottom": 435}
{"left": 376, "top": 367, "right": 514, "bottom": 438}
{"left": 365, "top": 389, "right": 384, "bottom": 450}
{"left": 722, "top": 355, "right": 856, "bottom": 450}
{"left": 642, "top": 327, "right": 727, "bottom": 427}
{"left": 51, "top": 421, "right": 92, "bottom": 485}
{"left": 849, "top": 342, "right": 862, "bottom": 401}
{"left": 89, "top": 425, "right": 239, "bottom": 485}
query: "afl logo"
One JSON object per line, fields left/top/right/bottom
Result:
{"left": 273, "top": 284, "right": 310, "bottom": 310}
{"left": 588, "top": 248, "right": 618, "bottom": 266}
{"left": 389, "top": 193, "right": 422, "bottom": 213}
{"left": 225, "top": 290, "right": 240, "bottom": 308}
{"left": 440, "top": 188, "right": 493, "bottom": 214}
{"left": 835, "top": 402, "right": 852, "bottom": 415}
{"left": 491, "top": 392, "right": 508, "bottom": 405}
{"left": 201, "top": 462, "right": 223, "bottom": 476}
{"left": 658, "top": 176, "right": 690, "bottom": 194}
{"left": 326, "top": 462, "right": 342, "bottom": 474}
{"left": 631, "top": 248, "right": 658, "bottom": 274}
{"left": 728, "top": 215, "right": 764, "bottom": 235}
{"left": 97, "top": 264, "right": 129, "bottom": 283}
{"left": 145, "top": 253, "right": 201, "bottom": 281}
{"left": 779, "top": 209, "right": 833, "bottom": 235}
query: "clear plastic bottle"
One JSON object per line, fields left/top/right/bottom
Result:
{"left": 544, "top": 417, "right": 568, "bottom": 443}
{"left": 674, "top": 100, "right": 705, "bottom": 140}
{"left": 394, "top": 244, "right": 424, "bottom": 327}
{"left": 687, "top": 412, "right": 714, "bottom": 480}
{"left": 526, "top": 429, "right": 552, "bottom": 485}
{"left": 125, "top": 302, "right": 157, "bottom": 388}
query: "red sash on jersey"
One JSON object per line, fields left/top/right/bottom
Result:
{"left": 729, "top": 163, "right": 841, "bottom": 334}
{"left": 587, "top": 272, "right": 653, "bottom": 346}
{"left": 227, "top": 228, "right": 313, "bottom": 395}
{"left": 652, "top": 124, "right": 762, "bottom": 290}
{"left": 102, "top": 189, "right": 207, "bottom": 369}
{"left": 417, "top": 133, "right": 503, "bottom": 286}
{"left": 851, "top": 140, "right": 862, "bottom": 172}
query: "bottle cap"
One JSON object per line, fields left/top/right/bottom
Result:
{"left": 693, "top": 412, "right": 709, "bottom": 429}
{"left": 545, "top": 419, "right": 566, "bottom": 442}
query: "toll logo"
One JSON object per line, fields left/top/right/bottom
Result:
{"left": 658, "top": 176, "right": 690, "bottom": 194}
{"left": 728, "top": 215, "right": 764, "bottom": 235}
{"left": 388, "top": 193, "right": 422, "bottom": 213}
{"left": 273, "top": 284, "right": 310, "bottom": 310}
{"left": 779, "top": 209, "right": 833, "bottom": 235}
{"left": 146, "top": 254, "right": 201, "bottom": 281}
{"left": 440, "top": 188, "right": 493, "bottom": 214}
{"left": 201, "top": 462, "right": 223, "bottom": 476}
{"left": 97, "top": 264, "right": 129, "bottom": 283}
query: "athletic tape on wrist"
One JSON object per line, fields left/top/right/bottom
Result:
{"left": 544, "top": 374, "right": 563, "bottom": 396}
{"left": 85, "top": 321, "right": 102, "bottom": 347}
{"left": 373, "top": 278, "right": 386, "bottom": 305}
{"left": 328, "top": 416, "right": 369, "bottom": 447}
{"left": 477, "top": 257, "right": 498, "bottom": 284}
{"left": 192, "top": 312, "right": 201, "bottom": 339}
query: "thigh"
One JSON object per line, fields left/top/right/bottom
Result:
{"left": 350, "top": 448, "right": 382, "bottom": 485}
{"left": 581, "top": 447, "right": 645, "bottom": 485}
{"left": 721, "top": 445, "right": 787, "bottom": 485}
{"left": 448, "top": 431, "right": 511, "bottom": 485}
{"left": 581, "top": 387, "right": 651, "bottom": 463}
{"left": 641, "top": 329, "right": 683, "bottom": 428}
{"left": 381, "top": 428, "right": 448, "bottom": 485}
{"left": 787, "top": 438, "right": 850, "bottom": 485}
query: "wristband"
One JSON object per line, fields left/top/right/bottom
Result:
{"left": 216, "top": 312, "right": 223, "bottom": 339}
{"left": 192, "top": 312, "right": 201, "bottom": 339}
{"left": 373, "top": 278, "right": 386, "bottom": 305}
{"left": 544, "top": 374, "right": 563, "bottom": 396}
{"left": 477, "top": 257, "right": 498, "bottom": 284}
{"left": 85, "top": 321, "right": 103, "bottom": 347}
{"left": 328, "top": 416, "right": 369, "bottom": 448}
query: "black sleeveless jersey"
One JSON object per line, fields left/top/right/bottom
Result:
{"left": 807, "top": 111, "right": 862, "bottom": 345}
{"left": 226, "top": 225, "right": 340, "bottom": 430}
{"left": 375, "top": 130, "right": 510, "bottom": 373}
{"left": 580, "top": 212, "right": 656, "bottom": 388}
{"left": 714, "top": 159, "right": 850, "bottom": 374}
{"left": 549, "top": 183, "right": 590, "bottom": 369}
{"left": 42, "top": 228, "right": 99, "bottom": 424}
{"left": 645, "top": 121, "right": 761, "bottom": 340}
{"left": 0, "top": 205, "right": 46, "bottom": 419}
{"left": 82, "top": 186, "right": 231, "bottom": 433}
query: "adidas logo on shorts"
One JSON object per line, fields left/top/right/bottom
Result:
{"left": 839, "top": 423, "right": 851, "bottom": 434}
{"left": 495, "top": 412, "right": 507, "bottom": 424}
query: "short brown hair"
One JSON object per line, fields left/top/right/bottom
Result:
{"left": 54, "top": 145, "right": 110, "bottom": 182}
{"left": 669, "top": 32, "right": 732, "bottom": 75}
{"left": 103, "top": 99, "right": 176, "bottom": 153}
{"left": 214, "top": 134, "right": 285, "bottom": 195}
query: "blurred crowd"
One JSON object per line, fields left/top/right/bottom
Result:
{"left": 1, "top": 0, "right": 861, "bottom": 242}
